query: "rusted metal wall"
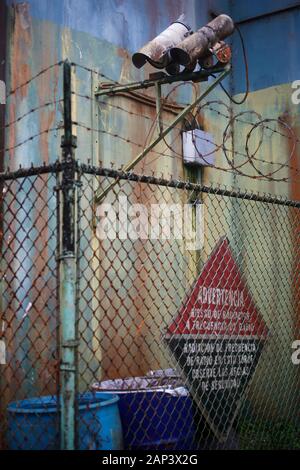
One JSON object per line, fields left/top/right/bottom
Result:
{"left": 1, "top": 0, "right": 300, "bottom": 435}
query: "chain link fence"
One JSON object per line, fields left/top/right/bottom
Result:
{"left": 0, "top": 164, "right": 299, "bottom": 450}
{"left": 75, "top": 167, "right": 300, "bottom": 450}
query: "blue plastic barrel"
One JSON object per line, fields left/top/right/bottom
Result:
{"left": 7, "top": 392, "right": 123, "bottom": 450}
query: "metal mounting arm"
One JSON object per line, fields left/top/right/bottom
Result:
{"left": 95, "top": 65, "right": 229, "bottom": 97}
{"left": 94, "top": 65, "right": 230, "bottom": 204}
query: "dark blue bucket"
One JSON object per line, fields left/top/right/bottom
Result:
{"left": 117, "top": 391, "right": 199, "bottom": 450}
{"left": 7, "top": 392, "right": 123, "bottom": 450}
{"left": 92, "top": 378, "right": 200, "bottom": 451}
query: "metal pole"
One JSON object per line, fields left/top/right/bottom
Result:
{"left": 155, "top": 82, "right": 163, "bottom": 135}
{"left": 59, "top": 59, "right": 77, "bottom": 450}
{"left": 95, "top": 66, "right": 230, "bottom": 204}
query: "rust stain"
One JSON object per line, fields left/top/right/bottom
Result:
{"left": 37, "top": 20, "right": 58, "bottom": 163}
{"left": 10, "top": 3, "right": 32, "bottom": 100}
{"left": 100, "top": 83, "right": 185, "bottom": 114}
{"left": 117, "top": 46, "right": 129, "bottom": 60}
{"left": 118, "top": 46, "right": 133, "bottom": 84}
{"left": 32, "top": 21, "right": 59, "bottom": 397}
{"left": 284, "top": 110, "right": 300, "bottom": 336}
{"left": 289, "top": 132, "right": 300, "bottom": 202}
{"left": 8, "top": 3, "right": 32, "bottom": 165}
{"left": 8, "top": 101, "right": 15, "bottom": 166}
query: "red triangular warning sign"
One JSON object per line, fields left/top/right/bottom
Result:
{"left": 167, "top": 237, "right": 268, "bottom": 339}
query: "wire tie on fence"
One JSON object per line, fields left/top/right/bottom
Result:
{"left": 56, "top": 252, "right": 76, "bottom": 261}
{"left": 62, "top": 340, "right": 79, "bottom": 348}
{"left": 60, "top": 364, "right": 76, "bottom": 372}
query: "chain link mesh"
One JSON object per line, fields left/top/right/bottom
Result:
{"left": 76, "top": 169, "right": 300, "bottom": 451}
{"left": 0, "top": 171, "right": 59, "bottom": 449}
{"left": 0, "top": 166, "right": 299, "bottom": 450}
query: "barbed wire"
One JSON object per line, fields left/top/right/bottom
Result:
{"left": 73, "top": 92, "right": 300, "bottom": 183}
{"left": 74, "top": 90, "right": 167, "bottom": 125}
{"left": 73, "top": 120, "right": 182, "bottom": 161}
{"left": 1, "top": 127, "right": 61, "bottom": 153}
{"left": 75, "top": 118, "right": 299, "bottom": 184}
{"left": 77, "top": 163, "right": 300, "bottom": 202}
{"left": 0, "top": 99, "right": 63, "bottom": 131}
{"left": 6, "top": 61, "right": 63, "bottom": 99}
{"left": 76, "top": 89, "right": 299, "bottom": 147}
{"left": 2, "top": 62, "right": 64, "bottom": 153}
{"left": 1, "top": 60, "right": 299, "bottom": 185}
{"left": 73, "top": 84, "right": 300, "bottom": 181}
{"left": 71, "top": 62, "right": 300, "bottom": 145}
{"left": 71, "top": 62, "right": 120, "bottom": 85}
{"left": 74, "top": 90, "right": 298, "bottom": 161}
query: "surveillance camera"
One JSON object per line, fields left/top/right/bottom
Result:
{"left": 132, "top": 15, "right": 191, "bottom": 69}
{"left": 170, "top": 14, "right": 234, "bottom": 66}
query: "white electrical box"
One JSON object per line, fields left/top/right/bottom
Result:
{"left": 182, "top": 129, "right": 215, "bottom": 166}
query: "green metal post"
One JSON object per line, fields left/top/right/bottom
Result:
{"left": 59, "top": 59, "right": 77, "bottom": 450}
{"left": 155, "top": 82, "right": 163, "bottom": 135}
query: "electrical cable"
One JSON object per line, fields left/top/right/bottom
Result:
{"left": 210, "top": 24, "right": 249, "bottom": 105}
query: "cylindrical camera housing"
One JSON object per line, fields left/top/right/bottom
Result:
{"left": 170, "top": 14, "right": 234, "bottom": 66}
{"left": 132, "top": 18, "right": 191, "bottom": 69}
